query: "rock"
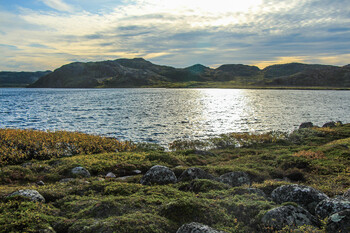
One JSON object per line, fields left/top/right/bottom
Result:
{"left": 176, "top": 222, "right": 227, "bottom": 233}
{"left": 323, "top": 121, "right": 336, "bottom": 128}
{"left": 37, "top": 180, "right": 45, "bottom": 186}
{"left": 140, "top": 165, "right": 177, "bottom": 185}
{"left": 193, "top": 150, "right": 216, "bottom": 156}
{"left": 261, "top": 205, "right": 319, "bottom": 230}
{"left": 132, "top": 169, "right": 142, "bottom": 174}
{"left": 178, "top": 167, "right": 215, "bottom": 182}
{"left": 343, "top": 188, "right": 350, "bottom": 200}
{"left": 218, "top": 171, "right": 250, "bottom": 187}
{"left": 315, "top": 197, "right": 350, "bottom": 219}
{"left": 326, "top": 209, "right": 350, "bottom": 233}
{"left": 106, "top": 172, "right": 116, "bottom": 178}
{"left": 71, "top": 166, "right": 91, "bottom": 178}
{"left": 271, "top": 184, "right": 328, "bottom": 214}
{"left": 59, "top": 178, "right": 75, "bottom": 183}
{"left": 299, "top": 122, "right": 314, "bottom": 129}
{"left": 8, "top": 189, "right": 45, "bottom": 203}
{"left": 21, "top": 162, "right": 32, "bottom": 168}
{"left": 246, "top": 188, "right": 267, "bottom": 198}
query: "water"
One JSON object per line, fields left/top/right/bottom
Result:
{"left": 0, "top": 88, "right": 349, "bottom": 146}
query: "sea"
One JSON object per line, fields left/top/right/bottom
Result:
{"left": 0, "top": 88, "right": 349, "bottom": 147}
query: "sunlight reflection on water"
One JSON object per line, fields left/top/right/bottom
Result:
{"left": 0, "top": 88, "right": 349, "bottom": 146}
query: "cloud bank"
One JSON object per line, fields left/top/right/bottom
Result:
{"left": 0, "top": 0, "right": 350, "bottom": 71}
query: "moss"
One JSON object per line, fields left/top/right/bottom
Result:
{"left": 177, "top": 179, "right": 230, "bottom": 193}
{"left": 0, "top": 199, "right": 60, "bottom": 233}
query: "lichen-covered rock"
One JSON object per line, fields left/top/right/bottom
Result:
{"left": 343, "top": 188, "right": 350, "bottom": 200}
{"left": 178, "top": 167, "right": 215, "bottom": 182}
{"left": 8, "top": 189, "right": 45, "bottom": 203}
{"left": 71, "top": 166, "right": 91, "bottom": 177}
{"left": 140, "top": 165, "right": 177, "bottom": 185}
{"left": 261, "top": 205, "right": 319, "bottom": 230}
{"left": 106, "top": 172, "right": 116, "bottom": 178}
{"left": 299, "top": 122, "right": 314, "bottom": 129}
{"left": 271, "top": 184, "right": 328, "bottom": 214}
{"left": 315, "top": 197, "right": 350, "bottom": 219}
{"left": 326, "top": 209, "right": 350, "bottom": 233}
{"left": 219, "top": 171, "right": 250, "bottom": 187}
{"left": 176, "top": 222, "right": 227, "bottom": 233}
{"left": 323, "top": 121, "right": 336, "bottom": 128}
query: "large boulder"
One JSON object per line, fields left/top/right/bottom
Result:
{"left": 71, "top": 166, "right": 91, "bottom": 177}
{"left": 315, "top": 198, "right": 350, "bottom": 219}
{"left": 8, "top": 189, "right": 45, "bottom": 203}
{"left": 326, "top": 209, "right": 350, "bottom": 233}
{"left": 261, "top": 205, "right": 319, "bottom": 230}
{"left": 218, "top": 171, "right": 250, "bottom": 187}
{"left": 322, "top": 121, "right": 336, "bottom": 128}
{"left": 178, "top": 168, "right": 215, "bottom": 182}
{"left": 299, "top": 122, "right": 314, "bottom": 129}
{"left": 140, "top": 165, "right": 177, "bottom": 185}
{"left": 176, "top": 222, "right": 227, "bottom": 233}
{"left": 271, "top": 184, "right": 328, "bottom": 214}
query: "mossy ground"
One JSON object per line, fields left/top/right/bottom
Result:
{"left": 0, "top": 124, "right": 350, "bottom": 232}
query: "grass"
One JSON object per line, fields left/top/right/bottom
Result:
{"left": 0, "top": 124, "right": 350, "bottom": 232}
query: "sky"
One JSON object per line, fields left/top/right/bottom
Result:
{"left": 0, "top": 0, "right": 350, "bottom": 71}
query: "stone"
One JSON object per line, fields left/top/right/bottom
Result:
{"left": 322, "top": 121, "right": 336, "bottom": 128}
{"left": 218, "top": 171, "right": 250, "bottom": 187}
{"left": 132, "top": 169, "right": 142, "bottom": 174}
{"left": 59, "top": 178, "right": 75, "bottom": 183}
{"left": 326, "top": 209, "right": 350, "bottom": 233}
{"left": 271, "top": 184, "right": 328, "bottom": 214}
{"left": 176, "top": 222, "right": 227, "bottom": 233}
{"left": 343, "top": 188, "right": 350, "bottom": 200}
{"left": 8, "top": 189, "right": 45, "bottom": 203}
{"left": 71, "top": 166, "right": 91, "bottom": 178}
{"left": 261, "top": 205, "right": 319, "bottom": 230}
{"left": 37, "top": 180, "right": 45, "bottom": 186}
{"left": 140, "top": 165, "right": 177, "bottom": 185}
{"left": 178, "top": 167, "right": 215, "bottom": 182}
{"left": 106, "top": 172, "right": 116, "bottom": 178}
{"left": 299, "top": 122, "right": 314, "bottom": 129}
{"left": 315, "top": 197, "right": 350, "bottom": 219}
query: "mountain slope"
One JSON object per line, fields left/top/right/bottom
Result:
{"left": 0, "top": 71, "right": 51, "bottom": 87}
{"left": 28, "top": 58, "right": 350, "bottom": 88}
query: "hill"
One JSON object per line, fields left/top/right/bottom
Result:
{"left": 0, "top": 71, "right": 51, "bottom": 87}
{"left": 26, "top": 58, "right": 350, "bottom": 88}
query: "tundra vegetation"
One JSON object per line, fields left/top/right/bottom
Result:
{"left": 0, "top": 123, "right": 349, "bottom": 232}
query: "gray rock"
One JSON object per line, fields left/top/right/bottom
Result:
{"left": 219, "top": 171, "right": 250, "bottom": 187}
{"left": 271, "top": 184, "right": 328, "bottom": 214}
{"left": 176, "top": 222, "right": 227, "bottom": 233}
{"left": 315, "top": 197, "right": 350, "bottom": 219}
{"left": 71, "top": 166, "right": 91, "bottom": 178}
{"left": 299, "top": 122, "right": 314, "bottom": 129}
{"left": 343, "top": 188, "right": 350, "bottom": 200}
{"left": 8, "top": 189, "right": 45, "bottom": 203}
{"left": 37, "top": 180, "right": 45, "bottom": 186}
{"left": 323, "top": 121, "right": 336, "bottom": 128}
{"left": 59, "top": 178, "right": 75, "bottom": 183}
{"left": 246, "top": 188, "right": 267, "bottom": 198}
{"left": 132, "top": 169, "right": 142, "bottom": 174}
{"left": 178, "top": 167, "right": 215, "bottom": 182}
{"left": 262, "top": 205, "right": 319, "bottom": 230}
{"left": 105, "top": 172, "right": 116, "bottom": 178}
{"left": 326, "top": 209, "right": 350, "bottom": 233}
{"left": 140, "top": 165, "right": 177, "bottom": 185}
{"left": 21, "top": 162, "right": 32, "bottom": 168}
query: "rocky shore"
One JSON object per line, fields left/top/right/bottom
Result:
{"left": 0, "top": 122, "right": 349, "bottom": 232}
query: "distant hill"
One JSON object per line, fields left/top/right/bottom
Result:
{"left": 0, "top": 71, "right": 51, "bottom": 87}
{"left": 27, "top": 58, "right": 350, "bottom": 88}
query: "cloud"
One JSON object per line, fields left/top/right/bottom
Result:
{"left": 1, "top": 0, "right": 350, "bottom": 70}
{"left": 40, "top": 0, "right": 74, "bottom": 12}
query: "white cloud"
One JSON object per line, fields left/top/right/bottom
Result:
{"left": 40, "top": 0, "right": 74, "bottom": 12}
{"left": 1, "top": 0, "right": 350, "bottom": 70}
